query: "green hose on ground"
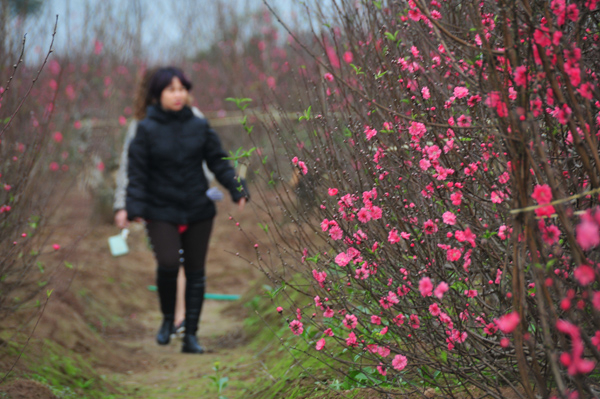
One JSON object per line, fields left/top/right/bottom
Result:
{"left": 146, "top": 285, "right": 240, "bottom": 301}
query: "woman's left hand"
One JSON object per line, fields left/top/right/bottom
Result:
{"left": 238, "top": 197, "right": 246, "bottom": 212}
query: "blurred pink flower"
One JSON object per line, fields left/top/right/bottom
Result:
{"left": 453, "top": 86, "right": 469, "bottom": 99}
{"left": 289, "top": 320, "right": 303, "bottom": 335}
{"left": 419, "top": 277, "right": 433, "bottom": 297}
{"left": 315, "top": 338, "right": 325, "bottom": 350}
{"left": 94, "top": 39, "right": 103, "bottom": 55}
{"left": 442, "top": 212, "right": 456, "bottom": 225}
{"left": 576, "top": 218, "right": 600, "bottom": 250}
{"left": 335, "top": 252, "right": 349, "bottom": 266}
{"left": 434, "top": 282, "right": 449, "bottom": 299}
{"left": 573, "top": 265, "right": 596, "bottom": 286}
{"left": 495, "top": 312, "right": 520, "bottom": 334}
{"left": 392, "top": 354, "right": 407, "bottom": 371}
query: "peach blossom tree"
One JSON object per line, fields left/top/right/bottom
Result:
{"left": 242, "top": 0, "right": 600, "bottom": 397}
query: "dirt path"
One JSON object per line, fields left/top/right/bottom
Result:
{"left": 27, "top": 188, "right": 265, "bottom": 398}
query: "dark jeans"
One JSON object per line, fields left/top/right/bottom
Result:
{"left": 146, "top": 218, "right": 214, "bottom": 276}
{"left": 146, "top": 218, "right": 214, "bottom": 335}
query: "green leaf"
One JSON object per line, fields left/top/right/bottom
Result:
{"left": 349, "top": 63, "right": 365, "bottom": 75}
{"left": 225, "top": 97, "right": 252, "bottom": 111}
{"left": 258, "top": 222, "right": 268, "bottom": 233}
{"left": 440, "top": 350, "right": 447, "bottom": 362}
{"left": 64, "top": 261, "right": 73, "bottom": 269}
{"left": 218, "top": 376, "right": 229, "bottom": 390}
{"left": 299, "top": 106, "right": 311, "bottom": 121}
{"left": 330, "top": 379, "right": 342, "bottom": 390}
{"left": 266, "top": 282, "right": 286, "bottom": 299}
{"left": 306, "top": 254, "right": 320, "bottom": 263}
{"left": 46, "top": 289, "right": 53, "bottom": 298}
{"left": 375, "top": 70, "right": 388, "bottom": 79}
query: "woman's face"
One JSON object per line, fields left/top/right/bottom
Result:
{"left": 160, "top": 77, "right": 188, "bottom": 112}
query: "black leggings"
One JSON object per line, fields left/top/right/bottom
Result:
{"left": 146, "top": 218, "right": 214, "bottom": 276}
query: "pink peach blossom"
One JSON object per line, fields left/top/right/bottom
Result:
{"left": 494, "top": 312, "right": 520, "bottom": 334}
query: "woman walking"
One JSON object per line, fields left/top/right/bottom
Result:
{"left": 114, "top": 67, "right": 222, "bottom": 336}
{"left": 126, "top": 67, "right": 248, "bottom": 353}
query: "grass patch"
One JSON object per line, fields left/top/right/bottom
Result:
{"left": 0, "top": 331, "right": 129, "bottom": 399}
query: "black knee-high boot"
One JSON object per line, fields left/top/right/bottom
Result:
{"left": 156, "top": 267, "right": 178, "bottom": 345}
{"left": 182, "top": 270, "right": 205, "bottom": 353}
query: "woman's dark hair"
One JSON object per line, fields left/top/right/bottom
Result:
{"left": 146, "top": 67, "right": 192, "bottom": 104}
{"left": 134, "top": 66, "right": 193, "bottom": 119}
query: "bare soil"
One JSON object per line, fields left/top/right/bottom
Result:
{"left": 0, "top": 187, "right": 264, "bottom": 398}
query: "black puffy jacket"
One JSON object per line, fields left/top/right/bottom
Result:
{"left": 126, "top": 105, "right": 248, "bottom": 225}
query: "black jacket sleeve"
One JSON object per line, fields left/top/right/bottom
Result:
{"left": 203, "top": 125, "right": 250, "bottom": 202}
{"left": 125, "top": 124, "right": 150, "bottom": 220}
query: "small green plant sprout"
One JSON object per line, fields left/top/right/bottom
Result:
{"left": 206, "top": 361, "right": 229, "bottom": 399}
{"left": 222, "top": 147, "right": 256, "bottom": 168}
{"left": 225, "top": 97, "right": 252, "bottom": 111}
{"left": 240, "top": 115, "right": 253, "bottom": 135}
{"left": 349, "top": 63, "right": 365, "bottom": 75}
{"left": 298, "top": 105, "right": 311, "bottom": 121}
{"left": 258, "top": 222, "right": 268, "bottom": 233}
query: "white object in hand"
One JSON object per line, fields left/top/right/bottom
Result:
{"left": 108, "top": 228, "right": 129, "bottom": 257}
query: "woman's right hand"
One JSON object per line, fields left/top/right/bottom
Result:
{"left": 114, "top": 209, "right": 130, "bottom": 229}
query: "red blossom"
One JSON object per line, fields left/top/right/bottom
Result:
{"left": 343, "top": 314, "right": 358, "bottom": 329}
{"left": 392, "top": 354, "right": 408, "bottom": 371}
{"left": 423, "top": 219, "right": 438, "bottom": 234}
{"left": 450, "top": 191, "right": 463, "bottom": 206}
{"left": 514, "top": 65, "right": 527, "bottom": 87}
{"left": 409, "top": 314, "right": 420, "bottom": 329}
{"left": 447, "top": 247, "right": 462, "bottom": 261}
{"left": 364, "top": 125, "right": 378, "bottom": 140}
{"left": 576, "top": 219, "right": 600, "bottom": 250}
{"left": 453, "top": 86, "right": 469, "bottom": 99}
{"left": 534, "top": 29, "right": 552, "bottom": 47}
{"left": 343, "top": 51, "right": 353, "bottom": 64}
{"left": 553, "top": 104, "right": 572, "bottom": 124}
{"left": 434, "top": 282, "right": 449, "bottom": 299}
{"left": 577, "top": 82, "right": 594, "bottom": 99}
{"left": 335, "top": 252, "right": 350, "bottom": 266}
{"left": 467, "top": 95, "right": 481, "bottom": 107}
{"left": 346, "top": 332, "right": 358, "bottom": 347}
{"left": 388, "top": 229, "right": 400, "bottom": 243}
{"left": 495, "top": 312, "right": 521, "bottom": 334}
{"left": 567, "top": 4, "right": 579, "bottom": 22}
{"left": 455, "top": 228, "right": 476, "bottom": 247}
{"left": 419, "top": 277, "right": 433, "bottom": 297}
{"left": 442, "top": 212, "right": 456, "bottom": 225}
{"left": 532, "top": 184, "right": 552, "bottom": 204}
{"left": 289, "top": 320, "right": 304, "bottom": 335}
{"left": 315, "top": 338, "right": 325, "bottom": 350}
{"left": 573, "top": 265, "right": 596, "bottom": 286}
